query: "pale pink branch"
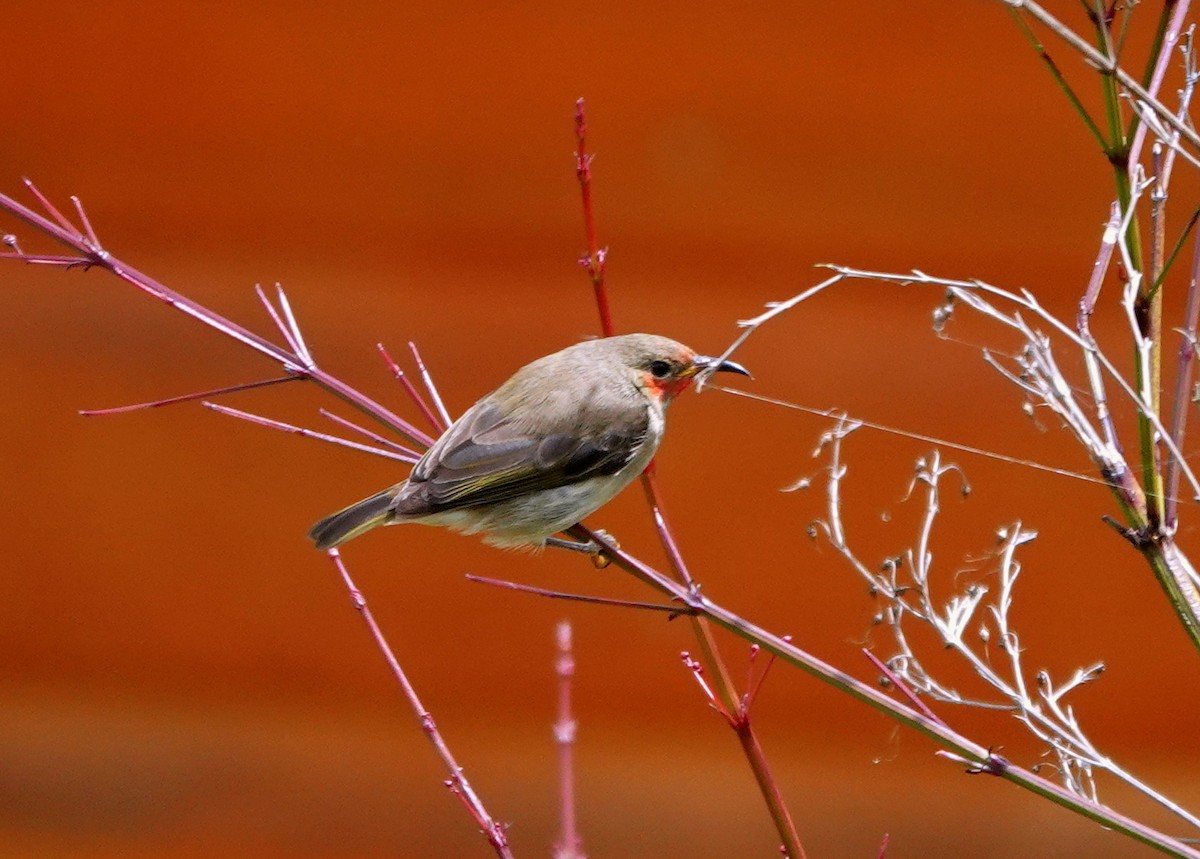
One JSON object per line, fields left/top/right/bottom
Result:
{"left": 255, "top": 284, "right": 305, "bottom": 358}
{"left": 553, "top": 622, "right": 586, "bottom": 859}
{"left": 408, "top": 340, "right": 452, "bottom": 430}
{"left": 465, "top": 574, "right": 689, "bottom": 615}
{"left": 378, "top": 342, "right": 444, "bottom": 435}
{"left": 638, "top": 470, "right": 697, "bottom": 588}
{"left": 203, "top": 401, "right": 417, "bottom": 462}
{"left": 1, "top": 184, "right": 442, "bottom": 449}
{"left": 1166, "top": 225, "right": 1200, "bottom": 529}
{"left": 0, "top": 252, "right": 95, "bottom": 266}
{"left": 69, "top": 195, "right": 100, "bottom": 249}
{"left": 326, "top": 549, "right": 514, "bottom": 858}
{"left": 862, "top": 648, "right": 949, "bottom": 729}
{"left": 319, "top": 409, "right": 423, "bottom": 459}
{"left": 1127, "top": 1, "right": 1192, "bottom": 168}
{"left": 80, "top": 374, "right": 301, "bottom": 416}
{"left": 23, "top": 178, "right": 76, "bottom": 233}
{"left": 743, "top": 639, "right": 787, "bottom": 713}
{"left": 273, "top": 283, "right": 313, "bottom": 367}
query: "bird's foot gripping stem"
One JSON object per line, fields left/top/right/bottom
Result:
{"left": 545, "top": 529, "right": 621, "bottom": 568}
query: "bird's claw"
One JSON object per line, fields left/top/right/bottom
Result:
{"left": 544, "top": 530, "right": 621, "bottom": 568}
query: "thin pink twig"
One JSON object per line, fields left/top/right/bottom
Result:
{"left": 80, "top": 374, "right": 301, "bottom": 416}
{"left": 378, "top": 342, "right": 444, "bottom": 433}
{"left": 744, "top": 640, "right": 787, "bottom": 714}
{"left": 1165, "top": 224, "right": 1200, "bottom": 529}
{"left": 23, "top": 178, "right": 76, "bottom": 234}
{"left": 70, "top": 195, "right": 100, "bottom": 249}
{"left": 204, "top": 401, "right": 417, "bottom": 462}
{"left": 571, "top": 103, "right": 803, "bottom": 859}
{"left": 327, "top": 549, "right": 514, "bottom": 859}
{"left": 319, "top": 409, "right": 423, "bottom": 459}
{"left": 552, "top": 622, "right": 586, "bottom": 859}
{"left": 466, "top": 574, "right": 689, "bottom": 615}
{"left": 255, "top": 284, "right": 305, "bottom": 358}
{"left": 862, "top": 648, "right": 949, "bottom": 729}
{"left": 638, "top": 466, "right": 696, "bottom": 588}
{"left": 408, "top": 341, "right": 452, "bottom": 430}
{"left": 273, "top": 283, "right": 313, "bottom": 367}
{"left": 0, "top": 184, "right": 435, "bottom": 449}
{"left": 1127, "top": 1, "right": 1191, "bottom": 168}
{"left": 574, "top": 99, "right": 613, "bottom": 338}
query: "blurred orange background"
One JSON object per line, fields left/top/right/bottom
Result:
{"left": 3, "top": 1, "right": 1199, "bottom": 856}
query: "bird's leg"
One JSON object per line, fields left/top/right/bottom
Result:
{"left": 545, "top": 529, "right": 620, "bottom": 568}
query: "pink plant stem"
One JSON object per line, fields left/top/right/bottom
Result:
{"left": 572, "top": 105, "right": 804, "bottom": 859}
{"left": 22, "top": 178, "right": 76, "bottom": 232}
{"left": 1165, "top": 225, "right": 1200, "bottom": 529}
{"left": 877, "top": 833, "right": 891, "bottom": 859}
{"left": 408, "top": 340, "right": 452, "bottom": 430}
{"left": 552, "top": 622, "right": 585, "bottom": 859}
{"left": 0, "top": 186, "right": 435, "bottom": 450}
{"left": 862, "top": 648, "right": 948, "bottom": 729}
{"left": 326, "top": 549, "right": 514, "bottom": 859}
{"left": 255, "top": 284, "right": 306, "bottom": 357}
{"left": 4, "top": 170, "right": 1196, "bottom": 856}
{"left": 80, "top": 374, "right": 301, "bottom": 416}
{"left": 70, "top": 195, "right": 101, "bottom": 248}
{"left": 319, "top": 408, "right": 423, "bottom": 459}
{"left": 465, "top": 575, "right": 687, "bottom": 614}
{"left": 0, "top": 252, "right": 94, "bottom": 265}
{"left": 203, "top": 402, "right": 418, "bottom": 463}
{"left": 1127, "top": 0, "right": 1191, "bottom": 168}
{"left": 638, "top": 465, "right": 696, "bottom": 587}
{"left": 574, "top": 99, "right": 613, "bottom": 338}
{"left": 573, "top": 524, "right": 1200, "bottom": 859}
{"left": 378, "top": 342, "right": 445, "bottom": 433}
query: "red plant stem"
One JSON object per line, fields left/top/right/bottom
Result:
{"left": 255, "top": 284, "right": 306, "bottom": 358}
{"left": 1127, "top": 1, "right": 1190, "bottom": 168}
{"left": 377, "top": 343, "right": 445, "bottom": 433}
{"left": 79, "top": 374, "right": 301, "bottom": 416}
{"left": 1165, "top": 224, "right": 1200, "bottom": 529}
{"left": 5, "top": 173, "right": 1196, "bottom": 857}
{"left": 569, "top": 524, "right": 1200, "bottom": 859}
{"left": 408, "top": 340, "right": 452, "bottom": 430}
{"left": 553, "top": 622, "right": 585, "bottom": 859}
{"left": 573, "top": 104, "right": 803, "bottom": 858}
{"left": 638, "top": 466, "right": 696, "bottom": 587}
{"left": 0, "top": 187, "right": 437, "bottom": 451}
{"left": 862, "top": 648, "right": 948, "bottom": 729}
{"left": 327, "top": 550, "right": 514, "bottom": 858}
{"left": 319, "top": 408, "right": 423, "bottom": 459}
{"left": 204, "top": 402, "right": 418, "bottom": 463}
{"left": 574, "top": 99, "right": 614, "bottom": 338}
{"left": 466, "top": 574, "right": 688, "bottom": 614}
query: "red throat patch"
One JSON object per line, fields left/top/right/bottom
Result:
{"left": 642, "top": 371, "right": 695, "bottom": 401}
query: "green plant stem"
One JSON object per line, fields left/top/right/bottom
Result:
{"left": 1010, "top": 9, "right": 1107, "bottom": 149}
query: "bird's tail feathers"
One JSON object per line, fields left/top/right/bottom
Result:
{"left": 309, "top": 487, "right": 398, "bottom": 550}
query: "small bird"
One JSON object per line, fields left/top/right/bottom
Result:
{"left": 309, "top": 333, "right": 749, "bottom": 552}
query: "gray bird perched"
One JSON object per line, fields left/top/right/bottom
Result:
{"left": 309, "top": 333, "right": 749, "bottom": 551}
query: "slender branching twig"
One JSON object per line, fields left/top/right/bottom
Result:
{"left": 552, "top": 622, "right": 586, "bottom": 859}
{"left": 328, "top": 549, "right": 514, "bottom": 858}
{"left": 572, "top": 99, "right": 807, "bottom": 859}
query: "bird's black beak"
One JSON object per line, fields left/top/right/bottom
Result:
{"left": 694, "top": 355, "right": 751, "bottom": 378}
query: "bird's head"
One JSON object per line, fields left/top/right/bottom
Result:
{"left": 604, "top": 333, "right": 750, "bottom": 402}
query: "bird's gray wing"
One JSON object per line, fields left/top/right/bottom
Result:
{"left": 392, "top": 398, "right": 649, "bottom": 515}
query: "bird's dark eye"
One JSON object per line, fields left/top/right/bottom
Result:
{"left": 649, "top": 360, "right": 672, "bottom": 379}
